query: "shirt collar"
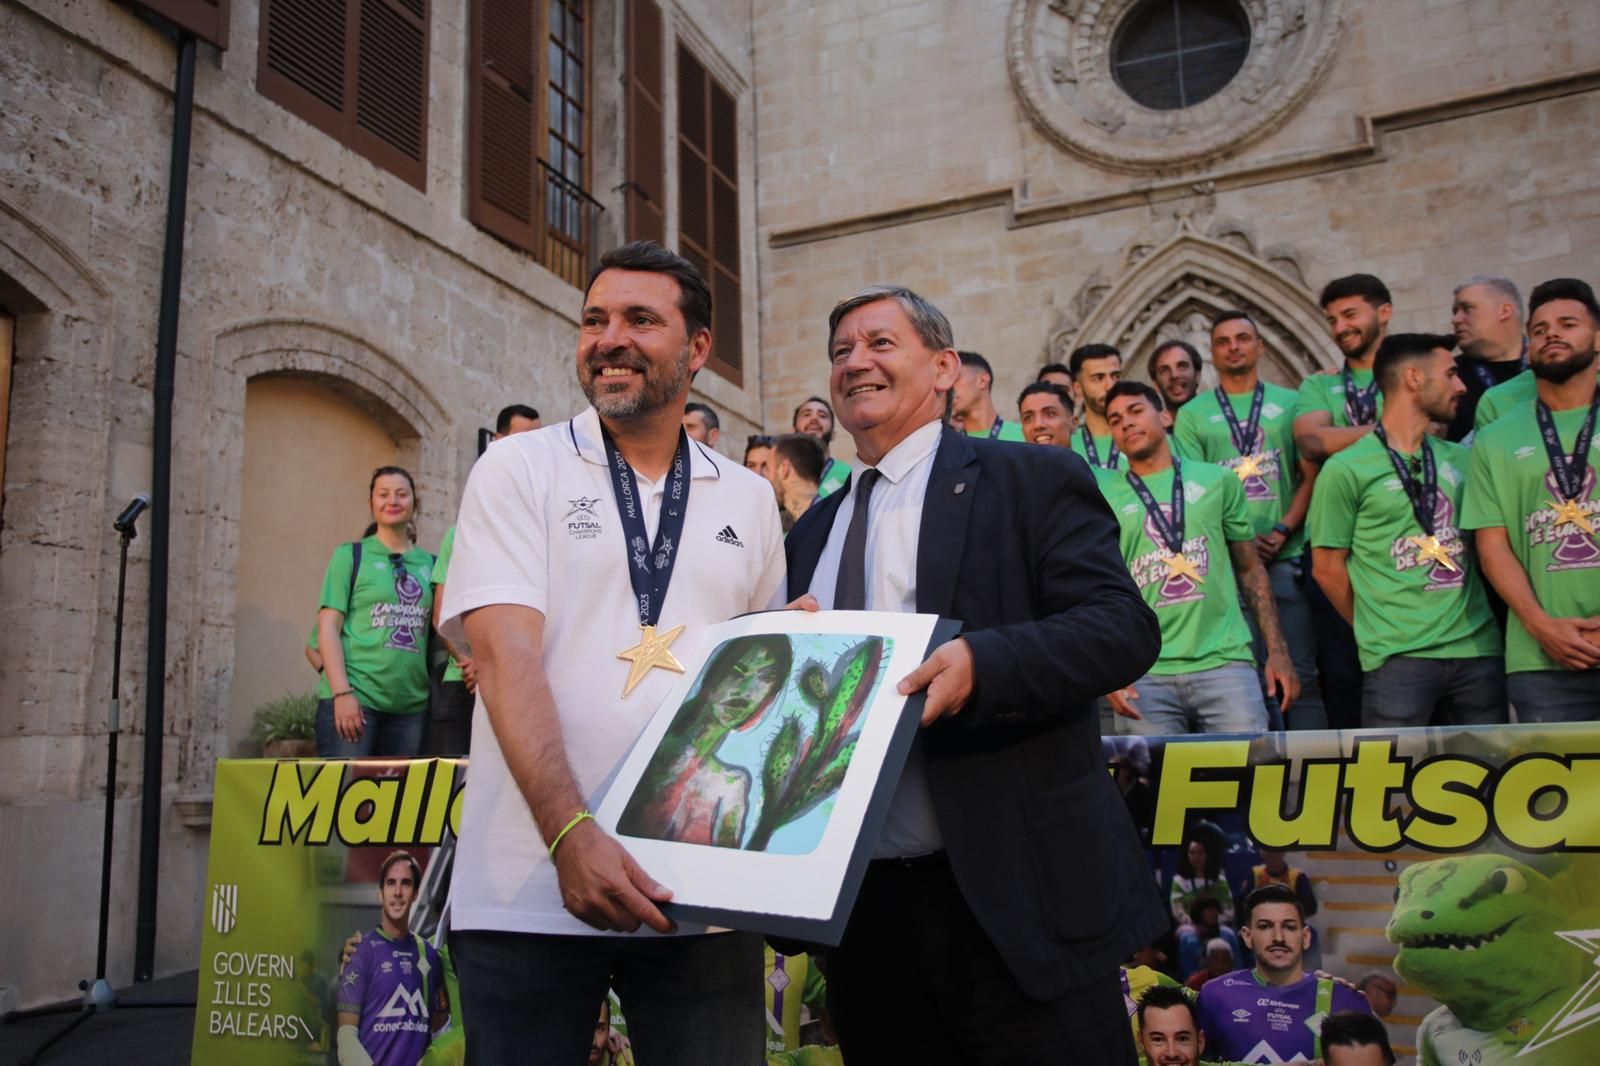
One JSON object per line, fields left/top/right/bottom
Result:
{"left": 568, "top": 406, "right": 722, "bottom": 480}
{"left": 854, "top": 419, "right": 943, "bottom": 485}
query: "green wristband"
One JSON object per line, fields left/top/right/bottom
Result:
{"left": 549, "top": 810, "right": 594, "bottom": 859}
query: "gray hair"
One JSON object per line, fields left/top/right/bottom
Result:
{"left": 826, "top": 284, "right": 955, "bottom": 357}
{"left": 1454, "top": 275, "right": 1524, "bottom": 316}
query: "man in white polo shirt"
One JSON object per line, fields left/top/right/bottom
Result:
{"left": 440, "top": 241, "right": 786, "bottom": 1064}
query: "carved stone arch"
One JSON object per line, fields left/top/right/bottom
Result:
{"left": 1050, "top": 230, "right": 1334, "bottom": 390}
{"left": 0, "top": 195, "right": 114, "bottom": 313}
{"left": 184, "top": 318, "right": 455, "bottom": 786}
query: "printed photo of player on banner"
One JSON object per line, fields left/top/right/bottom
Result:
{"left": 1108, "top": 726, "right": 1600, "bottom": 1066}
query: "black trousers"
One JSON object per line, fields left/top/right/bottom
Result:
{"left": 826, "top": 852, "right": 1136, "bottom": 1065}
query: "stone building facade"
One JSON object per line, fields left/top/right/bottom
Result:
{"left": 2, "top": 0, "right": 1598, "bottom": 1013}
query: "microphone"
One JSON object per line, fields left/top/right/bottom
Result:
{"left": 113, "top": 494, "right": 151, "bottom": 534}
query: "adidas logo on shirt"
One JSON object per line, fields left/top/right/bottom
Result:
{"left": 715, "top": 525, "right": 744, "bottom": 548}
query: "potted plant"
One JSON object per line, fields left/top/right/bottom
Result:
{"left": 250, "top": 691, "right": 318, "bottom": 758}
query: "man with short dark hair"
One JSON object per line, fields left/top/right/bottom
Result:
{"left": 766, "top": 432, "right": 826, "bottom": 530}
{"left": 1296, "top": 274, "right": 1393, "bottom": 462}
{"left": 1036, "top": 361, "right": 1074, "bottom": 389}
{"left": 1017, "top": 381, "right": 1076, "bottom": 447}
{"left": 497, "top": 403, "right": 543, "bottom": 437}
{"left": 1177, "top": 311, "right": 1325, "bottom": 730}
{"left": 1136, "top": 986, "right": 1205, "bottom": 1066}
{"left": 1462, "top": 277, "right": 1600, "bottom": 720}
{"left": 743, "top": 434, "right": 774, "bottom": 479}
{"left": 1196, "top": 885, "right": 1371, "bottom": 1063}
{"left": 1151, "top": 340, "right": 1202, "bottom": 417}
{"left": 793, "top": 395, "right": 849, "bottom": 498}
{"left": 787, "top": 283, "right": 1165, "bottom": 1061}
{"left": 443, "top": 240, "right": 786, "bottom": 1064}
{"left": 1448, "top": 275, "right": 1527, "bottom": 440}
{"left": 1101, "top": 381, "right": 1296, "bottom": 735}
{"left": 1320, "top": 1011, "right": 1396, "bottom": 1066}
{"left": 681, "top": 401, "right": 720, "bottom": 446}
{"left": 952, "top": 350, "right": 1026, "bottom": 440}
{"left": 336, "top": 851, "right": 449, "bottom": 1066}
{"left": 1310, "top": 333, "right": 1506, "bottom": 728}
{"left": 1070, "top": 343, "right": 1127, "bottom": 471}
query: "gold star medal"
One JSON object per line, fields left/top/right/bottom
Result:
{"left": 1409, "top": 534, "right": 1459, "bottom": 573}
{"left": 1165, "top": 552, "right": 1205, "bottom": 584}
{"left": 617, "top": 623, "right": 686, "bottom": 698}
{"left": 1549, "top": 497, "right": 1596, "bottom": 537}
{"left": 1234, "top": 453, "right": 1263, "bottom": 481}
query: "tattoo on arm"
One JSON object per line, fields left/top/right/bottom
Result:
{"left": 1230, "top": 541, "right": 1287, "bottom": 657}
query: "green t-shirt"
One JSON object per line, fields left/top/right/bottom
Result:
{"left": 1072, "top": 427, "right": 1125, "bottom": 472}
{"left": 1097, "top": 460, "right": 1256, "bottom": 674}
{"left": 964, "top": 417, "right": 1027, "bottom": 442}
{"left": 432, "top": 526, "right": 463, "bottom": 683}
{"left": 1174, "top": 383, "right": 1305, "bottom": 558}
{"left": 1295, "top": 366, "right": 1384, "bottom": 429}
{"left": 1460, "top": 403, "right": 1600, "bottom": 674}
{"left": 1308, "top": 433, "right": 1500, "bottom": 671}
{"left": 1473, "top": 368, "right": 1536, "bottom": 432}
{"left": 816, "top": 458, "right": 849, "bottom": 500}
{"left": 316, "top": 537, "right": 435, "bottom": 714}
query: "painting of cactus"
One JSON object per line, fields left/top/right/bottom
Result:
{"left": 614, "top": 632, "right": 891, "bottom": 855}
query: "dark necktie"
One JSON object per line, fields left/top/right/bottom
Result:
{"left": 832, "top": 468, "right": 881, "bottom": 611}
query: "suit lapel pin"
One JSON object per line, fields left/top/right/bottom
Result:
{"left": 953, "top": 483, "right": 966, "bottom": 495}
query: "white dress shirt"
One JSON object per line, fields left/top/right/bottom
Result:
{"left": 805, "top": 418, "right": 945, "bottom": 858}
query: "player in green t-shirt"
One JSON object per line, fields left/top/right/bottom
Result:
{"left": 1068, "top": 343, "right": 1128, "bottom": 472}
{"left": 1473, "top": 366, "right": 1536, "bottom": 434}
{"left": 1176, "top": 312, "right": 1326, "bottom": 732}
{"left": 793, "top": 396, "right": 850, "bottom": 499}
{"left": 951, "top": 350, "right": 1027, "bottom": 441}
{"left": 1150, "top": 339, "right": 1202, "bottom": 421}
{"left": 1309, "top": 333, "right": 1506, "bottom": 728}
{"left": 315, "top": 466, "right": 435, "bottom": 756}
{"left": 1460, "top": 278, "right": 1600, "bottom": 721}
{"left": 1100, "top": 382, "right": 1296, "bottom": 735}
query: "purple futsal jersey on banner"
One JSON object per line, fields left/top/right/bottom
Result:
{"left": 337, "top": 929, "right": 443, "bottom": 1066}
{"left": 1196, "top": 968, "right": 1370, "bottom": 1062}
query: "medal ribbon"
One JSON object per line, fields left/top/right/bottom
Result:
{"left": 1080, "top": 426, "right": 1121, "bottom": 469}
{"left": 1535, "top": 395, "right": 1600, "bottom": 503}
{"left": 601, "top": 426, "right": 692, "bottom": 628}
{"left": 987, "top": 418, "right": 1006, "bottom": 440}
{"left": 1342, "top": 368, "right": 1379, "bottom": 426}
{"left": 1126, "top": 457, "right": 1187, "bottom": 555}
{"left": 1215, "top": 383, "right": 1265, "bottom": 457}
{"left": 1373, "top": 426, "right": 1440, "bottom": 535}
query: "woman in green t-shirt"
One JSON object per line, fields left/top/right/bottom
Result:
{"left": 314, "top": 466, "right": 435, "bottom": 757}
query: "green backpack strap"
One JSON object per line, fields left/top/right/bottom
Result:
{"left": 1312, "top": 975, "right": 1334, "bottom": 1060}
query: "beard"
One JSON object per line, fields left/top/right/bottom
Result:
{"left": 1336, "top": 321, "right": 1379, "bottom": 358}
{"left": 1531, "top": 343, "right": 1598, "bottom": 385}
{"left": 580, "top": 343, "right": 692, "bottom": 420}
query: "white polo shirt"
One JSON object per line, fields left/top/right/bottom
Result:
{"left": 440, "top": 406, "right": 787, "bottom": 935}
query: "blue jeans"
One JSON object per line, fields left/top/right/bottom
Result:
{"left": 451, "top": 929, "right": 763, "bottom": 1066}
{"left": 1508, "top": 670, "right": 1600, "bottom": 722}
{"left": 1361, "top": 656, "right": 1508, "bottom": 729}
{"left": 313, "top": 699, "right": 425, "bottom": 757}
{"left": 1117, "top": 662, "right": 1272, "bottom": 736}
{"left": 1245, "top": 556, "right": 1327, "bottom": 731}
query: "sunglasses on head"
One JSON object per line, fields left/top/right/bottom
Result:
{"left": 747, "top": 434, "right": 774, "bottom": 448}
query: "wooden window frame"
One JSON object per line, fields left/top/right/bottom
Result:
{"left": 467, "top": 0, "right": 597, "bottom": 287}
{"left": 133, "top": 0, "right": 231, "bottom": 49}
{"left": 676, "top": 44, "right": 742, "bottom": 387}
{"left": 256, "top": 0, "right": 431, "bottom": 192}
{"left": 623, "top": 0, "right": 665, "bottom": 245}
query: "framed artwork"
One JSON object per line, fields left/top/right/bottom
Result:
{"left": 593, "top": 609, "right": 959, "bottom": 944}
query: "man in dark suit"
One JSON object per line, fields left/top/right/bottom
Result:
{"left": 786, "top": 284, "right": 1167, "bottom": 1063}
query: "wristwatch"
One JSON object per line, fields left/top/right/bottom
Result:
{"left": 1272, "top": 522, "right": 1292, "bottom": 537}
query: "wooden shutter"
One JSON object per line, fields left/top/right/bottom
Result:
{"left": 624, "top": 0, "right": 664, "bottom": 244}
{"left": 257, "top": 0, "right": 429, "bottom": 190}
{"left": 468, "top": 0, "right": 538, "bottom": 251}
{"left": 134, "top": 0, "right": 231, "bottom": 48}
{"left": 676, "top": 46, "right": 741, "bottom": 385}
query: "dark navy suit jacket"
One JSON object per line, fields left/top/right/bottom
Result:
{"left": 785, "top": 425, "right": 1167, "bottom": 1000}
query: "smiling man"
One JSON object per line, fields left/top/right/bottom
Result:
{"left": 1197, "top": 885, "right": 1371, "bottom": 1063}
{"left": 784, "top": 284, "right": 1164, "bottom": 1062}
{"left": 441, "top": 241, "right": 786, "bottom": 1064}
{"left": 793, "top": 395, "right": 850, "bottom": 499}
{"left": 1017, "top": 381, "right": 1077, "bottom": 447}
